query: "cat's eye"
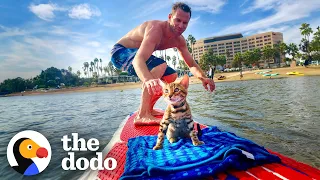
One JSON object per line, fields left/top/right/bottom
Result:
{"left": 174, "top": 88, "right": 179, "bottom": 92}
{"left": 165, "top": 89, "right": 168, "bottom": 93}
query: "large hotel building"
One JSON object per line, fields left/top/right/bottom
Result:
{"left": 193, "top": 32, "right": 284, "bottom": 67}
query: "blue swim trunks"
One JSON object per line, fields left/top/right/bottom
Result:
{"left": 110, "top": 43, "right": 176, "bottom": 77}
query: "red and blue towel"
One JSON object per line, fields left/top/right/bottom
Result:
{"left": 120, "top": 126, "right": 281, "bottom": 180}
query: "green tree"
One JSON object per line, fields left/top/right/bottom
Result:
{"left": 0, "top": 77, "right": 26, "bottom": 93}
{"left": 68, "top": 66, "right": 72, "bottom": 73}
{"left": 108, "top": 61, "right": 115, "bottom": 76}
{"left": 83, "top": 62, "right": 89, "bottom": 78}
{"left": 94, "top": 58, "right": 99, "bottom": 77}
{"left": 76, "top": 70, "right": 81, "bottom": 77}
{"left": 233, "top": 52, "right": 244, "bottom": 77}
{"left": 300, "top": 23, "right": 313, "bottom": 56}
{"left": 242, "top": 51, "right": 253, "bottom": 67}
{"left": 90, "top": 61, "right": 95, "bottom": 77}
{"left": 252, "top": 48, "right": 262, "bottom": 68}
{"left": 287, "top": 43, "right": 299, "bottom": 61}
{"left": 188, "top": 35, "right": 196, "bottom": 60}
{"left": 173, "top": 48, "right": 179, "bottom": 61}
{"left": 103, "top": 66, "right": 109, "bottom": 76}
{"left": 166, "top": 56, "right": 171, "bottom": 64}
{"left": 179, "top": 60, "right": 188, "bottom": 70}
{"left": 310, "top": 26, "right": 320, "bottom": 60}
{"left": 262, "top": 45, "right": 275, "bottom": 68}
{"left": 172, "top": 55, "right": 177, "bottom": 69}
{"left": 99, "top": 58, "right": 103, "bottom": 75}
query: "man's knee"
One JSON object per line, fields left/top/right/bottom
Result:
{"left": 162, "top": 73, "right": 178, "bottom": 83}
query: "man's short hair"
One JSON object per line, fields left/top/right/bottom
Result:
{"left": 171, "top": 2, "right": 191, "bottom": 18}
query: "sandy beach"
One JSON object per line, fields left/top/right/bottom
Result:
{"left": 7, "top": 66, "right": 320, "bottom": 97}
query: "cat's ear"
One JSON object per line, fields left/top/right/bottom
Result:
{"left": 180, "top": 74, "right": 189, "bottom": 89}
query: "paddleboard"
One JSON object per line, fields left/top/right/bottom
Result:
{"left": 80, "top": 110, "right": 320, "bottom": 180}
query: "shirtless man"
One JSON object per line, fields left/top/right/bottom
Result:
{"left": 110, "top": 2, "right": 215, "bottom": 125}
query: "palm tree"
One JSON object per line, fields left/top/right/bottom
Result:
{"left": 99, "top": 58, "right": 103, "bottom": 75}
{"left": 83, "top": 62, "right": 89, "bottom": 78}
{"left": 279, "top": 42, "right": 288, "bottom": 65}
{"left": 166, "top": 56, "right": 171, "bottom": 65}
{"left": 108, "top": 61, "right": 115, "bottom": 76}
{"left": 103, "top": 66, "right": 109, "bottom": 76}
{"left": 287, "top": 43, "right": 299, "bottom": 61}
{"left": 89, "top": 67, "right": 93, "bottom": 78}
{"left": 90, "top": 61, "right": 95, "bottom": 77}
{"left": 188, "top": 35, "right": 196, "bottom": 60}
{"left": 300, "top": 23, "right": 313, "bottom": 57}
{"left": 172, "top": 55, "right": 177, "bottom": 69}
{"left": 68, "top": 66, "right": 72, "bottom": 73}
{"left": 76, "top": 70, "right": 81, "bottom": 77}
{"left": 173, "top": 48, "right": 179, "bottom": 61}
{"left": 94, "top": 58, "right": 99, "bottom": 77}
{"left": 300, "top": 23, "right": 313, "bottom": 44}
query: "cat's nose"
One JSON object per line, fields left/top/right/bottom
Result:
{"left": 169, "top": 95, "right": 173, "bottom": 99}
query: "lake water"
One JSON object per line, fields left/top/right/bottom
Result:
{"left": 0, "top": 76, "right": 319, "bottom": 179}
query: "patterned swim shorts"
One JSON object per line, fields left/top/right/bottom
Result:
{"left": 110, "top": 43, "right": 176, "bottom": 77}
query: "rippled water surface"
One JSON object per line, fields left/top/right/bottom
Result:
{"left": 1, "top": 76, "right": 319, "bottom": 179}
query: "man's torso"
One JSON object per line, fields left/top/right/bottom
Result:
{"left": 117, "top": 20, "right": 182, "bottom": 51}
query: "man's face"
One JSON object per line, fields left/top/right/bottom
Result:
{"left": 169, "top": 8, "right": 190, "bottom": 36}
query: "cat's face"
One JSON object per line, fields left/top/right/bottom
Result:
{"left": 162, "top": 75, "right": 189, "bottom": 106}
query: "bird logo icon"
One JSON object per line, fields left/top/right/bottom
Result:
{"left": 7, "top": 130, "right": 51, "bottom": 176}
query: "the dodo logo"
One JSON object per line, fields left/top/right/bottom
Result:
{"left": 7, "top": 130, "right": 51, "bottom": 176}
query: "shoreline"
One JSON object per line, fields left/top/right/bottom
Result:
{"left": 5, "top": 66, "right": 320, "bottom": 97}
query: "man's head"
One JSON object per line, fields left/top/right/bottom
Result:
{"left": 168, "top": 2, "right": 191, "bottom": 36}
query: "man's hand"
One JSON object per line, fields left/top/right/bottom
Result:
{"left": 198, "top": 77, "right": 215, "bottom": 92}
{"left": 143, "top": 79, "right": 164, "bottom": 95}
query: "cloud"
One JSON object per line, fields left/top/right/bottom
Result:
{"left": 68, "top": 4, "right": 101, "bottom": 19}
{"left": 180, "top": 0, "right": 227, "bottom": 14}
{"left": 29, "top": 3, "right": 65, "bottom": 21}
{"left": 188, "top": 16, "right": 200, "bottom": 27}
{"left": 240, "top": 0, "right": 250, "bottom": 8}
{"left": 133, "top": 1, "right": 171, "bottom": 19}
{"left": 87, "top": 41, "right": 101, "bottom": 48}
{"left": 0, "top": 25, "right": 27, "bottom": 38}
{"left": 217, "top": 0, "right": 320, "bottom": 35}
{"left": 0, "top": 24, "right": 115, "bottom": 82}
{"left": 242, "top": 0, "right": 280, "bottom": 14}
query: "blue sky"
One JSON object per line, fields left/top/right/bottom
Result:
{"left": 0, "top": 0, "right": 320, "bottom": 82}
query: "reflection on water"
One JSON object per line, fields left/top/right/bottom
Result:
{"left": 0, "top": 76, "right": 319, "bottom": 179}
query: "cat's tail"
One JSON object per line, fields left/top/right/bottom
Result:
{"left": 196, "top": 123, "right": 202, "bottom": 137}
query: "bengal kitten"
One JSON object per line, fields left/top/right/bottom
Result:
{"left": 153, "top": 75, "right": 204, "bottom": 150}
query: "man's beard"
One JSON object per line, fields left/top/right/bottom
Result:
{"left": 169, "top": 23, "right": 182, "bottom": 36}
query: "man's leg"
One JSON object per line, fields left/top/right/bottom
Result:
{"left": 134, "top": 63, "right": 167, "bottom": 126}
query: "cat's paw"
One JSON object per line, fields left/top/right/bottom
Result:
{"left": 193, "top": 141, "right": 204, "bottom": 146}
{"left": 153, "top": 145, "right": 163, "bottom": 150}
{"left": 169, "top": 137, "right": 177, "bottom": 143}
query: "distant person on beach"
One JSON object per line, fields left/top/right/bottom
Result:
{"left": 110, "top": 2, "right": 215, "bottom": 125}
{"left": 208, "top": 65, "right": 215, "bottom": 79}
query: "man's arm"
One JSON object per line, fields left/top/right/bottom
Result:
{"left": 177, "top": 37, "right": 215, "bottom": 92}
{"left": 176, "top": 37, "right": 206, "bottom": 78}
{"left": 131, "top": 25, "right": 162, "bottom": 95}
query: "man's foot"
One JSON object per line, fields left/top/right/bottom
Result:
{"left": 151, "top": 109, "right": 164, "bottom": 116}
{"left": 134, "top": 114, "right": 161, "bottom": 126}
